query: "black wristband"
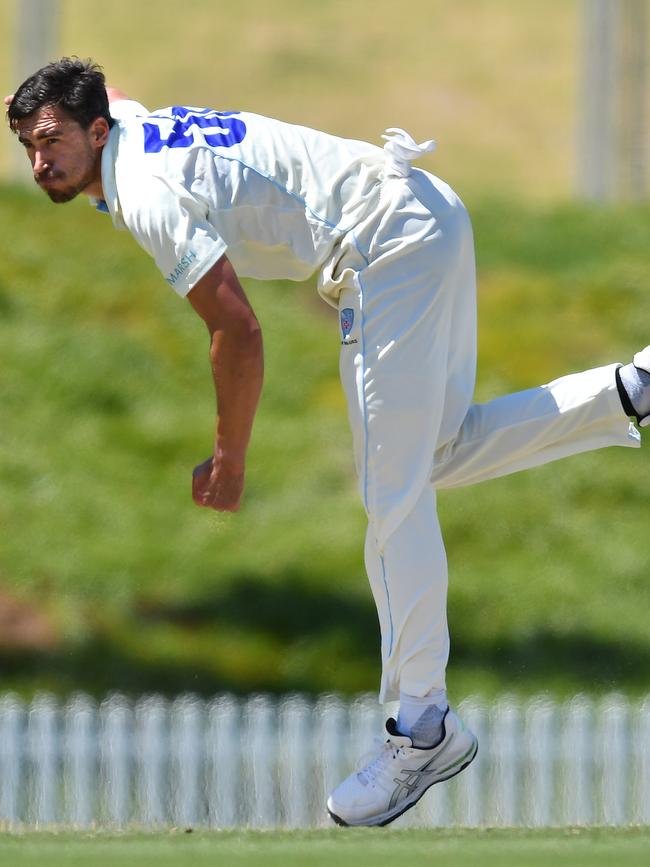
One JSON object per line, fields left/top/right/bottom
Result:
{"left": 615, "top": 365, "right": 639, "bottom": 421}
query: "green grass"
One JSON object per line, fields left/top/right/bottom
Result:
{"left": 1, "top": 828, "right": 649, "bottom": 867}
{"left": 1, "top": 186, "right": 650, "bottom": 699}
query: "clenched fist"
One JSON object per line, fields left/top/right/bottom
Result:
{"left": 192, "top": 456, "right": 244, "bottom": 512}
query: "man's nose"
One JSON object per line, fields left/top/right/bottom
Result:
{"left": 33, "top": 150, "right": 49, "bottom": 175}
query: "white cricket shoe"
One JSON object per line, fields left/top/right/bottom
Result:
{"left": 327, "top": 708, "right": 478, "bottom": 827}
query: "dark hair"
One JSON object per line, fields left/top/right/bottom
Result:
{"left": 8, "top": 57, "right": 114, "bottom": 131}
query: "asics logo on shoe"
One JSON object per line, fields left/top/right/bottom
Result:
{"left": 390, "top": 763, "right": 437, "bottom": 805}
{"left": 388, "top": 738, "right": 455, "bottom": 810}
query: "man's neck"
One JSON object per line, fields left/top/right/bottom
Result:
{"left": 83, "top": 150, "right": 105, "bottom": 200}
{"left": 83, "top": 174, "right": 104, "bottom": 200}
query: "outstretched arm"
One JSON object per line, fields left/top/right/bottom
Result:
{"left": 187, "top": 254, "right": 264, "bottom": 512}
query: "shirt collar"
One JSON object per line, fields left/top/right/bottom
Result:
{"left": 97, "top": 122, "right": 127, "bottom": 229}
{"left": 91, "top": 197, "right": 110, "bottom": 214}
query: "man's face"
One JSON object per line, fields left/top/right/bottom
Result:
{"left": 15, "top": 104, "right": 108, "bottom": 203}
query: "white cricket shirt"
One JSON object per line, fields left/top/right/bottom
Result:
{"left": 101, "top": 100, "right": 388, "bottom": 303}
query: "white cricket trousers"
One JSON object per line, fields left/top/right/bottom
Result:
{"left": 336, "top": 168, "right": 640, "bottom": 704}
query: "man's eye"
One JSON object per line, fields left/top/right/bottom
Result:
{"left": 46, "top": 138, "right": 58, "bottom": 145}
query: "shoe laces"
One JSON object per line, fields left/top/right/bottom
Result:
{"left": 356, "top": 736, "right": 408, "bottom": 786}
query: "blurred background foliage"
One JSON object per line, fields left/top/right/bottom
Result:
{"left": 0, "top": 1, "right": 649, "bottom": 700}
{"left": 0, "top": 0, "right": 581, "bottom": 198}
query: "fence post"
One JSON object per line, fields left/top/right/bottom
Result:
{"left": 0, "top": 694, "right": 25, "bottom": 827}
{"left": 27, "top": 693, "right": 60, "bottom": 826}
{"left": 278, "top": 695, "right": 312, "bottom": 828}
{"left": 313, "top": 695, "right": 346, "bottom": 828}
{"left": 244, "top": 695, "right": 276, "bottom": 828}
{"left": 454, "top": 698, "right": 486, "bottom": 827}
{"left": 206, "top": 695, "right": 240, "bottom": 828}
{"left": 135, "top": 695, "right": 169, "bottom": 827}
{"left": 633, "top": 696, "right": 650, "bottom": 824}
{"left": 488, "top": 696, "right": 520, "bottom": 826}
{"left": 560, "top": 695, "right": 594, "bottom": 825}
{"left": 170, "top": 695, "right": 204, "bottom": 828}
{"left": 523, "top": 697, "right": 556, "bottom": 827}
{"left": 100, "top": 694, "right": 133, "bottom": 828}
{"left": 12, "top": 0, "right": 61, "bottom": 180}
{"left": 63, "top": 694, "right": 97, "bottom": 828}
{"left": 579, "top": 0, "right": 648, "bottom": 200}
{"left": 597, "top": 694, "right": 629, "bottom": 825}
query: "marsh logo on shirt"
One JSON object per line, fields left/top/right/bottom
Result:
{"left": 166, "top": 250, "right": 198, "bottom": 287}
{"left": 340, "top": 308, "right": 358, "bottom": 345}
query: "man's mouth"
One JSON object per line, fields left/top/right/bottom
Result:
{"left": 36, "top": 172, "right": 63, "bottom": 187}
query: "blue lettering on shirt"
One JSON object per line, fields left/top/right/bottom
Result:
{"left": 143, "top": 107, "right": 247, "bottom": 154}
{"left": 166, "top": 250, "right": 199, "bottom": 286}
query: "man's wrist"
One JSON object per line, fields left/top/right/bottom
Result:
{"left": 214, "top": 447, "right": 246, "bottom": 474}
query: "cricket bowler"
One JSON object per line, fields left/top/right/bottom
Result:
{"left": 7, "top": 58, "right": 650, "bottom": 827}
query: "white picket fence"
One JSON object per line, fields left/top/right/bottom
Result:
{"left": 0, "top": 692, "right": 649, "bottom": 829}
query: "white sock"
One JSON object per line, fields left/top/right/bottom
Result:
{"left": 397, "top": 689, "right": 448, "bottom": 747}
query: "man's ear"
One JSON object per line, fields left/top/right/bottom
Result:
{"left": 90, "top": 116, "right": 110, "bottom": 148}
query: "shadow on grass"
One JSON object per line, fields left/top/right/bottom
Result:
{"left": 451, "top": 631, "right": 650, "bottom": 693}
{"left": 2, "top": 576, "right": 650, "bottom": 698}
{"left": 135, "top": 574, "right": 379, "bottom": 641}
